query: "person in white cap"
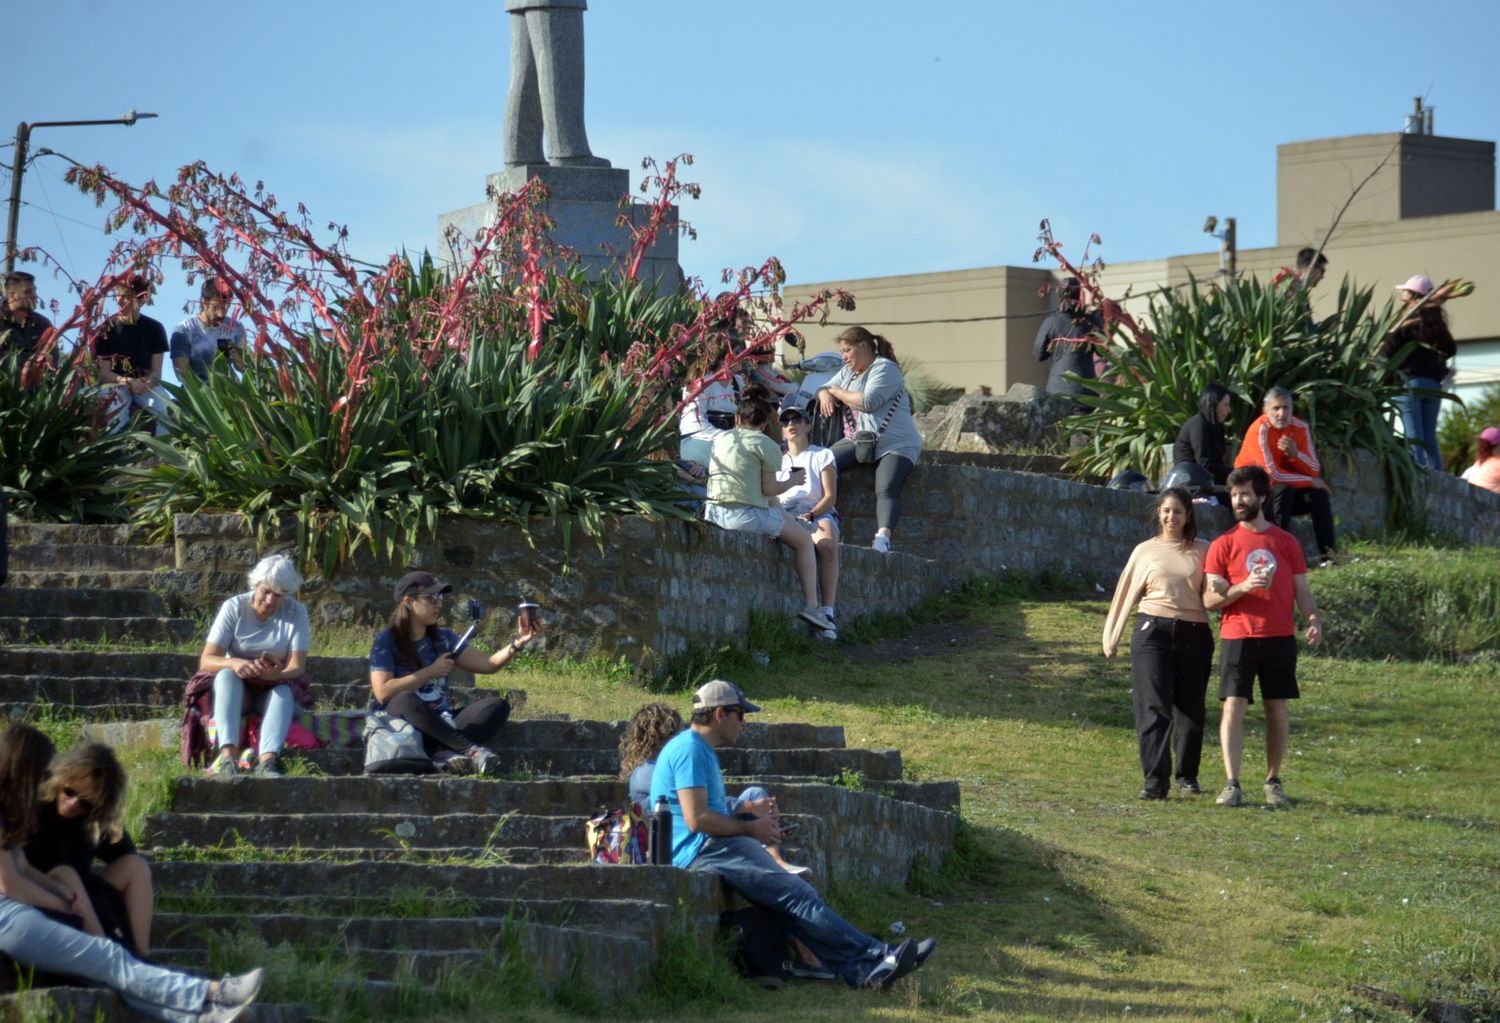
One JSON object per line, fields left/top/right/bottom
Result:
{"left": 648, "top": 680, "right": 936, "bottom": 989}
{"left": 1382, "top": 274, "right": 1457, "bottom": 470}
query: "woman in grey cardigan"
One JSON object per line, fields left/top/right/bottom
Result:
{"left": 815, "top": 326, "right": 922, "bottom": 554}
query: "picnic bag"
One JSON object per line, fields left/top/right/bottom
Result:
{"left": 585, "top": 806, "right": 648, "bottom": 865}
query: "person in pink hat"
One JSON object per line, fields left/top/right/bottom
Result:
{"left": 1381, "top": 274, "right": 1457, "bottom": 470}
{"left": 1460, "top": 426, "right": 1500, "bottom": 495}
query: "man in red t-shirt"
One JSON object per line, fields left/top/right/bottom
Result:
{"left": 1233, "top": 387, "right": 1337, "bottom": 565}
{"left": 1204, "top": 464, "right": 1323, "bottom": 808}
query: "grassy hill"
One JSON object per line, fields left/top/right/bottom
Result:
{"left": 499, "top": 572, "right": 1498, "bottom": 1022}
{"left": 49, "top": 558, "right": 1500, "bottom": 1022}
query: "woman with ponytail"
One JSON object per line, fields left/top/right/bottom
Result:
{"left": 815, "top": 326, "right": 922, "bottom": 555}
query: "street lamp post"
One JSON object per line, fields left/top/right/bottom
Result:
{"left": 4, "top": 109, "right": 158, "bottom": 274}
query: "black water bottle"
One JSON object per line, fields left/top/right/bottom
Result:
{"left": 650, "top": 796, "right": 672, "bottom": 865}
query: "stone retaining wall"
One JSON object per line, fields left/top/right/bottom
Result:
{"left": 176, "top": 513, "right": 946, "bottom": 671}
{"left": 835, "top": 449, "right": 1500, "bottom": 579}
{"left": 172, "top": 452, "right": 1497, "bottom": 667}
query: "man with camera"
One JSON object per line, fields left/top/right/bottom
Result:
{"left": 170, "top": 277, "right": 246, "bottom": 383}
{"left": 650, "top": 680, "right": 936, "bottom": 989}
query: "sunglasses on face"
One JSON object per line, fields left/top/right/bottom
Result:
{"left": 61, "top": 786, "right": 96, "bottom": 812}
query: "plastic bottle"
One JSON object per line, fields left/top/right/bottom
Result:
{"left": 650, "top": 796, "right": 672, "bottom": 865}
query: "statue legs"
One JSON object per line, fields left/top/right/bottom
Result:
{"left": 503, "top": 17, "right": 546, "bottom": 167}
{"left": 504, "top": 8, "right": 609, "bottom": 169}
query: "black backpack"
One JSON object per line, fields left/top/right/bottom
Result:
{"left": 722, "top": 905, "right": 791, "bottom": 986}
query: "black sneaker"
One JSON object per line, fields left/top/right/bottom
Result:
{"left": 1139, "top": 787, "right": 1168, "bottom": 801}
{"left": 1176, "top": 778, "right": 1201, "bottom": 794}
{"left": 861, "top": 939, "right": 914, "bottom": 989}
{"left": 913, "top": 937, "right": 937, "bottom": 968}
{"left": 786, "top": 959, "right": 837, "bottom": 982}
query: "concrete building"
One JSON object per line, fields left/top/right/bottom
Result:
{"left": 784, "top": 121, "right": 1500, "bottom": 407}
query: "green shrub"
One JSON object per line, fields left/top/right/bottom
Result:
{"left": 1311, "top": 545, "right": 1500, "bottom": 661}
{"left": 127, "top": 258, "right": 700, "bottom": 574}
{"left": 1061, "top": 274, "right": 1427, "bottom": 527}
{"left": 0, "top": 348, "right": 134, "bottom": 522}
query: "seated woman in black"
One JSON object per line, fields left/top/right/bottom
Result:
{"left": 368, "top": 572, "right": 540, "bottom": 776}
{"left": 1172, "top": 383, "right": 1233, "bottom": 487}
{"left": 25, "top": 742, "right": 154, "bottom": 956}
{"left": 1, "top": 723, "right": 265, "bottom": 1022}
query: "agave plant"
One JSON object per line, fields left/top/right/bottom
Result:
{"left": 126, "top": 269, "right": 694, "bottom": 574}
{"left": 1061, "top": 274, "right": 1430, "bottom": 527}
{"left": 0, "top": 349, "right": 134, "bottom": 522}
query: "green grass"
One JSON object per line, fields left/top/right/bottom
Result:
{"left": 21, "top": 557, "right": 1500, "bottom": 1022}
{"left": 473, "top": 570, "right": 1500, "bottom": 1022}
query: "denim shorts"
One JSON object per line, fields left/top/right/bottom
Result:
{"left": 704, "top": 502, "right": 785, "bottom": 537}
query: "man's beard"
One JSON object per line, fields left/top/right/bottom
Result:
{"left": 1234, "top": 497, "right": 1261, "bottom": 521}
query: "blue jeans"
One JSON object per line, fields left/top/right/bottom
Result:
{"left": 0, "top": 897, "right": 209, "bottom": 1022}
{"left": 690, "top": 834, "right": 884, "bottom": 987}
{"left": 1395, "top": 376, "right": 1443, "bottom": 469}
{"left": 212, "top": 670, "right": 296, "bottom": 756}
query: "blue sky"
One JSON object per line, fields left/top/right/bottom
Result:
{"left": 5, "top": 0, "right": 1499, "bottom": 375}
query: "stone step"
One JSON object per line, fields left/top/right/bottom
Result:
{"left": 154, "top": 903, "right": 685, "bottom": 953}
{"left": 5, "top": 676, "right": 387, "bottom": 718}
{"left": 144, "top": 808, "right": 822, "bottom": 856}
{"left": 156, "top": 925, "right": 651, "bottom": 992}
{"left": 5, "top": 522, "right": 152, "bottom": 546}
{"left": 0, "top": 586, "right": 172, "bottom": 617}
{"left": 153, "top": 844, "right": 584, "bottom": 865}
{"left": 165, "top": 771, "right": 896, "bottom": 819}
{"left": 152, "top": 894, "right": 681, "bottom": 942}
{"left": 152, "top": 860, "right": 722, "bottom": 906}
{"left": 0, "top": 989, "right": 309, "bottom": 1023}
{"left": 4, "top": 568, "right": 230, "bottom": 596}
{"left": 82, "top": 716, "right": 844, "bottom": 754}
{"left": 144, "top": 811, "right": 598, "bottom": 852}
{"left": 0, "top": 648, "right": 370, "bottom": 682}
{"left": 8, "top": 542, "right": 176, "bottom": 571}
{"left": 145, "top": 780, "right": 952, "bottom": 889}
{"left": 284, "top": 742, "right": 893, "bottom": 780}
{"left": 0, "top": 614, "right": 198, "bottom": 645}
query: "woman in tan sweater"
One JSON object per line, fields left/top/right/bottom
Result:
{"left": 1103, "top": 488, "right": 1213, "bottom": 800}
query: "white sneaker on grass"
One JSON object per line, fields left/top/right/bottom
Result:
{"left": 798, "top": 606, "right": 834, "bottom": 631}
{"left": 212, "top": 967, "right": 263, "bottom": 1007}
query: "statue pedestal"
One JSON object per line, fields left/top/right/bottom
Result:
{"left": 437, "top": 164, "right": 681, "bottom": 292}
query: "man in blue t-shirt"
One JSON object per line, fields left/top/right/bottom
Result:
{"left": 649, "top": 679, "right": 936, "bottom": 990}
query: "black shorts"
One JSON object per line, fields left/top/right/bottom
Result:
{"left": 1218, "top": 636, "right": 1299, "bottom": 704}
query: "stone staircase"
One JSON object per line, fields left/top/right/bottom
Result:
{"left": 0, "top": 521, "right": 960, "bottom": 1016}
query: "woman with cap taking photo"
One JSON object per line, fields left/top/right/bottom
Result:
{"left": 196, "top": 554, "right": 311, "bottom": 778}
{"left": 1382, "top": 273, "right": 1459, "bottom": 470}
{"left": 367, "top": 572, "right": 539, "bottom": 776}
{"left": 776, "top": 394, "right": 840, "bottom": 638}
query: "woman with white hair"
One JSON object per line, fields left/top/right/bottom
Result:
{"left": 195, "top": 554, "right": 310, "bottom": 778}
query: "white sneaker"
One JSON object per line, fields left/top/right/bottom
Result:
{"left": 817, "top": 627, "right": 838, "bottom": 642}
{"left": 798, "top": 606, "right": 834, "bottom": 631}
{"left": 872, "top": 534, "right": 892, "bottom": 553}
{"left": 212, "top": 967, "right": 264, "bottom": 1007}
{"left": 470, "top": 746, "right": 500, "bottom": 777}
{"left": 434, "top": 750, "right": 474, "bottom": 776}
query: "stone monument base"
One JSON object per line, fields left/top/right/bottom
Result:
{"left": 437, "top": 164, "right": 681, "bottom": 292}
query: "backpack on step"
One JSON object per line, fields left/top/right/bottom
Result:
{"left": 722, "top": 904, "right": 792, "bottom": 985}
{"left": 362, "top": 711, "right": 436, "bottom": 775}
